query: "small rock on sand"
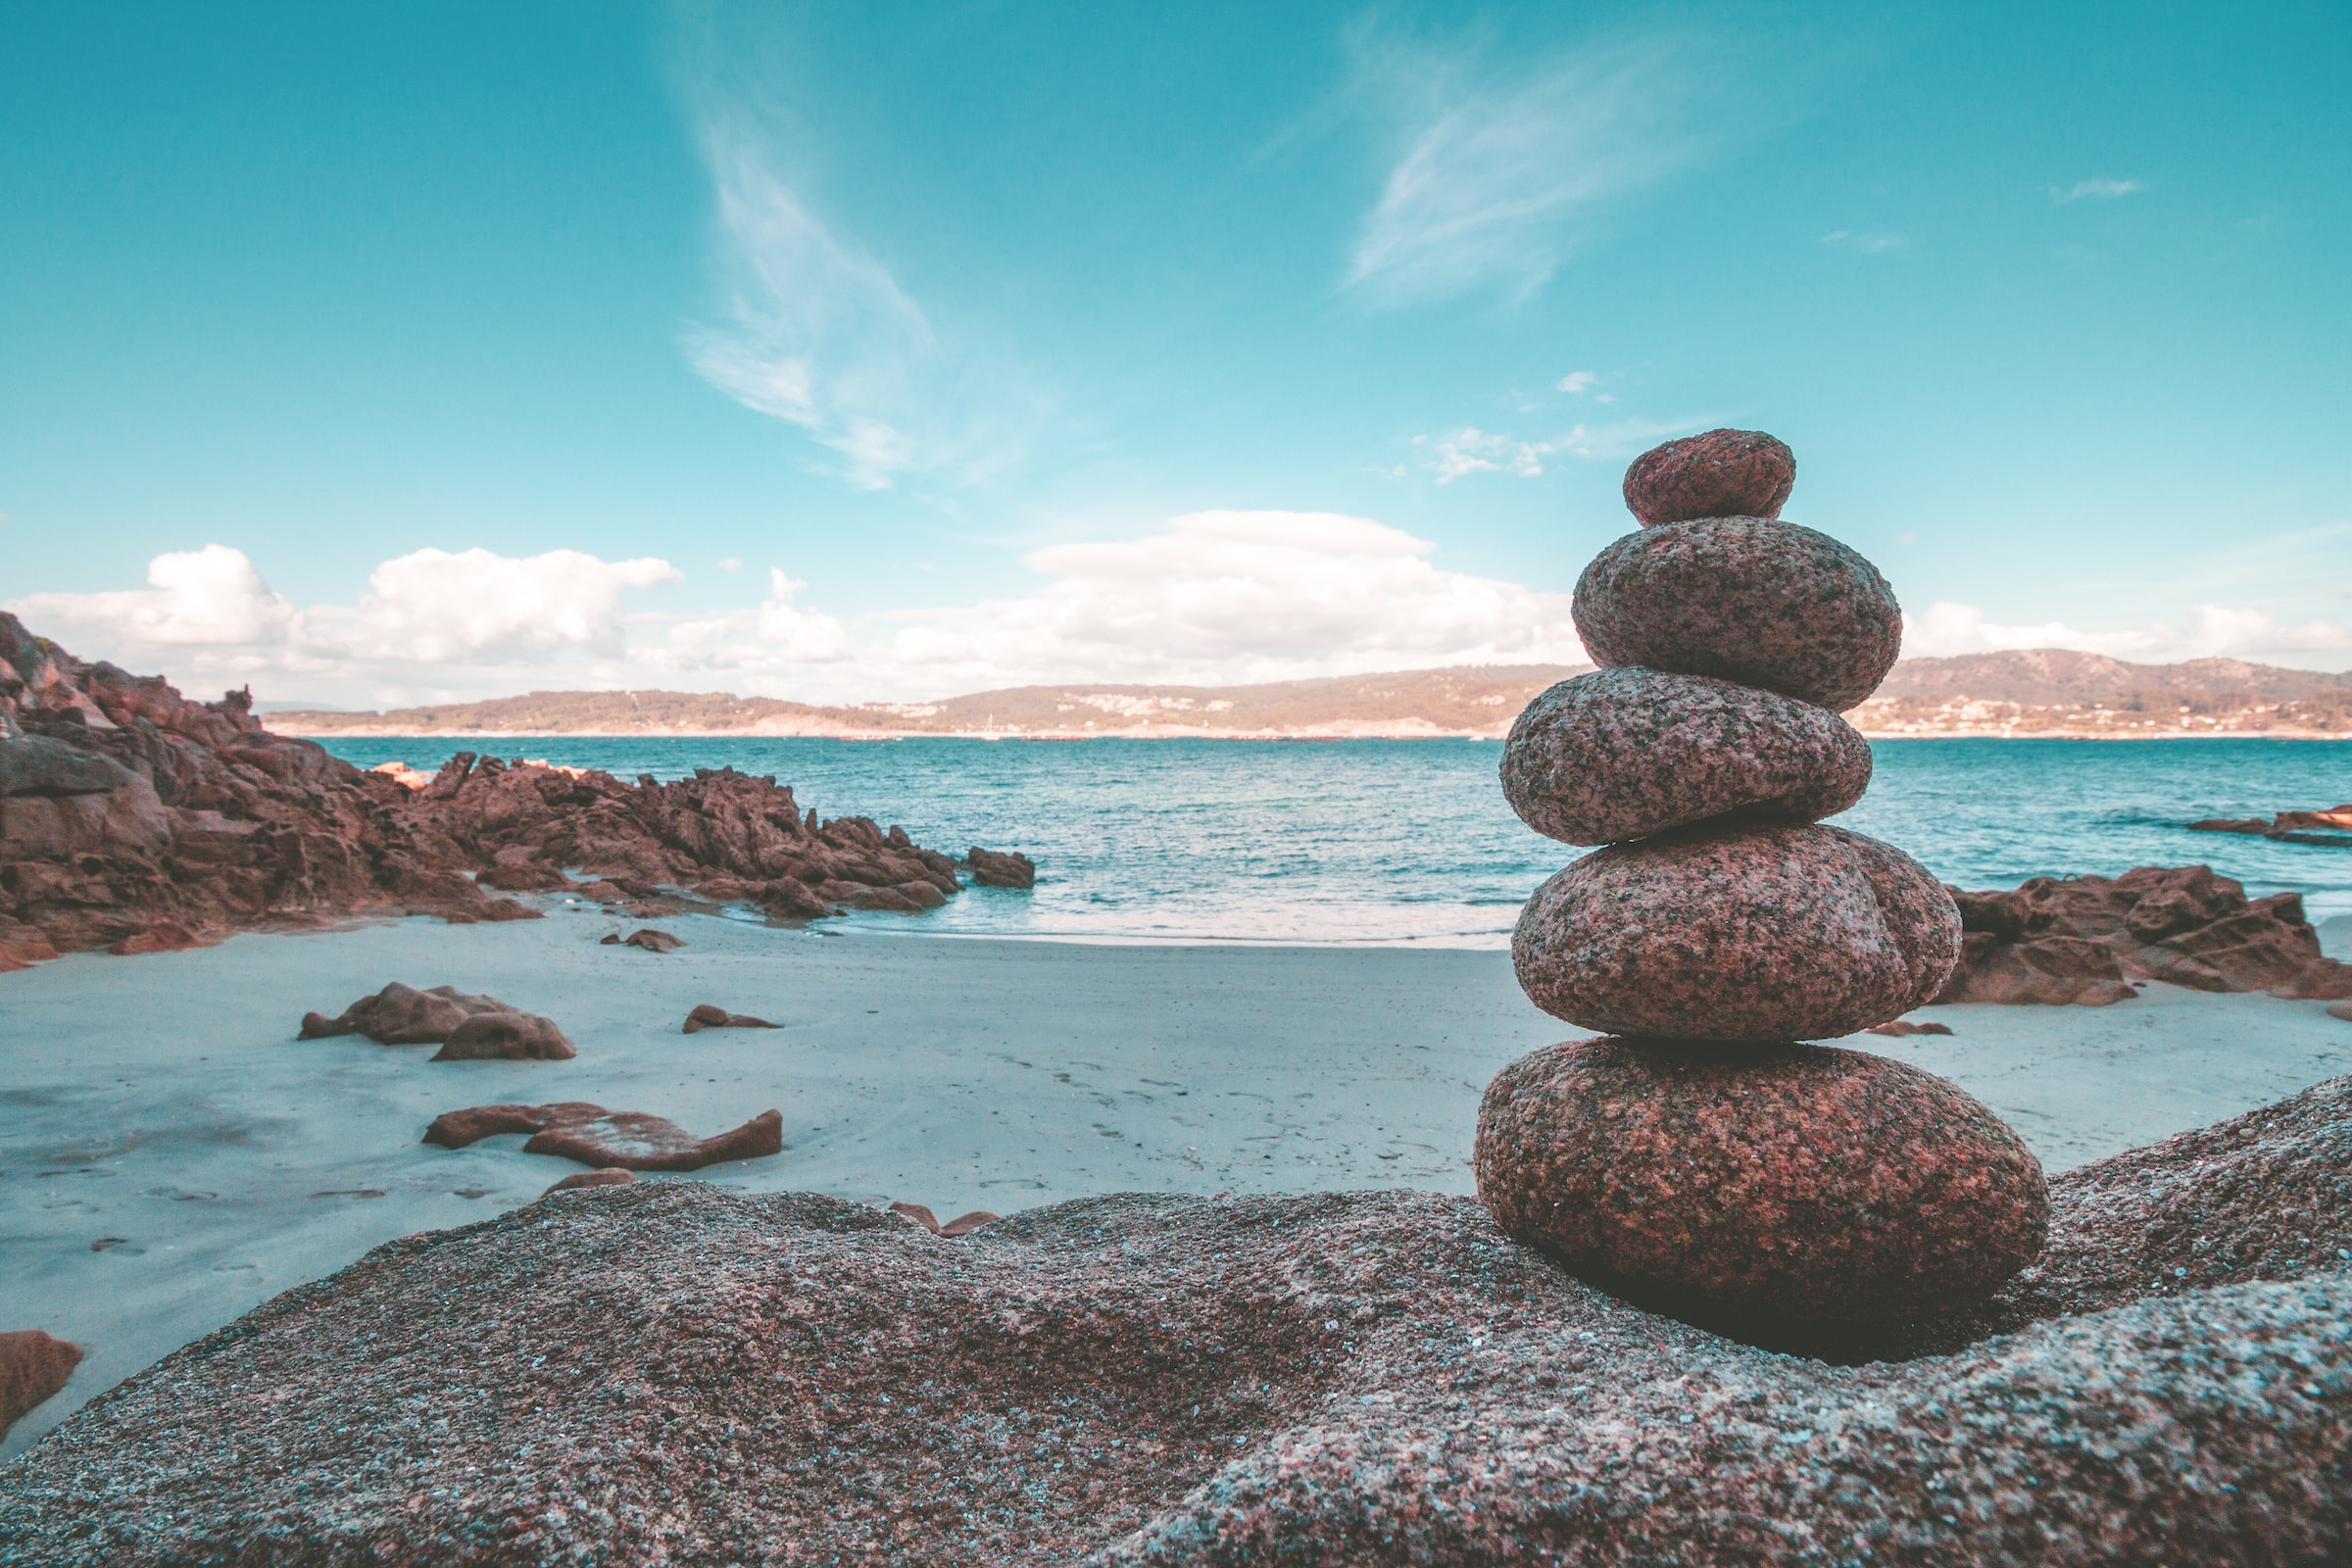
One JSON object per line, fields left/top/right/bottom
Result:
{"left": 2330, "top": 1002, "right": 2352, "bottom": 1022}
{"left": 0, "top": 1329, "right": 84, "bottom": 1442}
{"left": 423, "top": 1102, "right": 782, "bottom": 1172}
{"left": 300, "top": 981, "right": 525, "bottom": 1045}
{"left": 430, "top": 1011, "right": 575, "bottom": 1061}
{"left": 543, "top": 1169, "right": 637, "bottom": 1197}
{"left": 889, "top": 1201, "right": 1001, "bottom": 1237}
{"left": 1867, "top": 1019, "right": 1954, "bottom": 1037}
{"left": 604, "top": 928, "right": 684, "bottom": 953}
{"left": 682, "top": 1004, "right": 780, "bottom": 1033}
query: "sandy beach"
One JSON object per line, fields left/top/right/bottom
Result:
{"left": 3, "top": 906, "right": 2348, "bottom": 1458}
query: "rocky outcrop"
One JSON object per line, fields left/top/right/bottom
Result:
{"left": 0, "top": 613, "right": 1022, "bottom": 957}
{"left": 422, "top": 1102, "right": 782, "bottom": 1172}
{"left": 681, "top": 1004, "right": 779, "bottom": 1033}
{"left": 5, "top": 1077, "right": 2348, "bottom": 1566}
{"left": 0, "top": 1330, "right": 82, "bottom": 1443}
{"left": 1620, "top": 426, "right": 1795, "bottom": 526}
{"left": 542, "top": 1168, "right": 636, "bottom": 1197}
{"left": 1936, "top": 863, "right": 2352, "bottom": 1003}
{"left": 2188, "top": 804, "right": 2352, "bottom": 846}
{"left": 1500, "top": 667, "right": 1871, "bottom": 844}
{"left": 965, "top": 846, "right": 1037, "bottom": 889}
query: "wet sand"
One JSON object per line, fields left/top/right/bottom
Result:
{"left": 5, "top": 907, "right": 2349, "bottom": 1455}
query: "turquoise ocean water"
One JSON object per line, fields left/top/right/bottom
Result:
{"left": 312, "top": 737, "right": 2352, "bottom": 947}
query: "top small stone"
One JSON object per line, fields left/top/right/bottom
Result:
{"left": 1623, "top": 428, "right": 1795, "bottom": 526}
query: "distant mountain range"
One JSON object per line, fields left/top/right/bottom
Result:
{"left": 265, "top": 651, "right": 2352, "bottom": 742}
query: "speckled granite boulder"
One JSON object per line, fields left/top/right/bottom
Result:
{"left": 1514, "top": 821, "right": 1962, "bottom": 1040}
{"left": 1574, "top": 516, "right": 1903, "bottom": 711}
{"left": 1621, "top": 427, "right": 1795, "bottom": 525}
{"left": 4, "top": 1077, "right": 2348, "bottom": 1567}
{"left": 1501, "top": 667, "right": 1871, "bottom": 845}
{"left": 1475, "top": 1037, "right": 2046, "bottom": 1331}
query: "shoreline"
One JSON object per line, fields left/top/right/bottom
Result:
{"left": 7, "top": 908, "right": 2351, "bottom": 1456}
{"left": 269, "top": 725, "right": 2352, "bottom": 743}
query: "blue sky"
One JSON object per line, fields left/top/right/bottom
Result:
{"left": 3, "top": 1, "right": 2347, "bottom": 705}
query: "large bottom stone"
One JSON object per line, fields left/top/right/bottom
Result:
{"left": 1475, "top": 1037, "right": 2047, "bottom": 1331}
{"left": 1515, "top": 820, "right": 1961, "bottom": 1040}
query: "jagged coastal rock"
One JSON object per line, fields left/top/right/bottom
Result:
{"left": 4, "top": 1078, "right": 2348, "bottom": 1564}
{"left": 1514, "top": 821, "right": 1960, "bottom": 1041}
{"left": 1938, "top": 863, "right": 2352, "bottom": 1004}
{"left": 0, "top": 612, "right": 1028, "bottom": 959}
{"left": 1620, "top": 426, "right": 1796, "bottom": 526}
{"left": 0, "top": 1331, "right": 82, "bottom": 1444}
{"left": 1573, "top": 515, "right": 1903, "bottom": 710}
{"left": 1476, "top": 1038, "right": 2048, "bottom": 1332}
{"left": 431, "top": 1010, "right": 576, "bottom": 1062}
{"left": 1488, "top": 430, "right": 2024, "bottom": 1340}
{"left": 1501, "top": 666, "right": 1872, "bottom": 845}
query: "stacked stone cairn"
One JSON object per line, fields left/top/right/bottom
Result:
{"left": 1474, "top": 429, "right": 2049, "bottom": 1343}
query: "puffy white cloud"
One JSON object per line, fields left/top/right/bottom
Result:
{"left": 301, "top": 548, "right": 679, "bottom": 663}
{"left": 9, "top": 544, "right": 294, "bottom": 652}
{"left": 873, "top": 510, "right": 1586, "bottom": 689}
{"left": 1555, "top": 370, "right": 1597, "bottom": 394}
{"left": 1904, "top": 601, "right": 2352, "bottom": 663}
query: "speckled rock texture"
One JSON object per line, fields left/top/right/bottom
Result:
{"left": 5, "top": 1078, "right": 2351, "bottom": 1566}
{"left": 0, "top": 1330, "right": 82, "bottom": 1443}
{"left": 1514, "top": 821, "right": 1963, "bottom": 1041}
{"left": 1574, "top": 516, "right": 1903, "bottom": 711}
{"left": 1474, "top": 1038, "right": 2047, "bottom": 1333}
{"left": 1500, "top": 667, "right": 1871, "bottom": 845}
{"left": 1621, "top": 427, "right": 1796, "bottom": 526}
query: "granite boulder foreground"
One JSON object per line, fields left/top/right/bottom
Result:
{"left": 3, "top": 1076, "right": 2349, "bottom": 1566}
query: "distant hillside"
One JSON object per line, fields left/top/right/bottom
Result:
{"left": 1853, "top": 651, "right": 2352, "bottom": 737}
{"left": 265, "top": 652, "right": 2352, "bottom": 742}
{"left": 266, "top": 665, "right": 1592, "bottom": 740}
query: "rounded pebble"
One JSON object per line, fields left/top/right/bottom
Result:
{"left": 1573, "top": 516, "right": 1902, "bottom": 711}
{"left": 1513, "top": 821, "right": 1962, "bottom": 1041}
{"left": 1474, "top": 1036, "right": 2048, "bottom": 1327}
{"left": 1501, "top": 667, "right": 1871, "bottom": 845}
{"left": 1622, "top": 428, "right": 1795, "bottom": 526}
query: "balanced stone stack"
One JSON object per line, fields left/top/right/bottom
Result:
{"left": 1475, "top": 429, "right": 2048, "bottom": 1341}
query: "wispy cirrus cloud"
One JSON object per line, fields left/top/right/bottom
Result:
{"left": 680, "top": 119, "right": 1037, "bottom": 490}
{"left": 1410, "top": 415, "right": 1708, "bottom": 482}
{"left": 1821, "top": 228, "right": 1906, "bottom": 253}
{"left": 1341, "top": 25, "right": 1738, "bottom": 307}
{"left": 2054, "top": 177, "right": 2144, "bottom": 203}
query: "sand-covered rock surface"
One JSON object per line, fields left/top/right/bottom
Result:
{"left": 3, "top": 1074, "right": 2349, "bottom": 1564}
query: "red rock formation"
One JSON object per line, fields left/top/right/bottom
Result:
{"left": 422, "top": 1102, "right": 782, "bottom": 1172}
{"left": 602, "top": 927, "right": 684, "bottom": 953}
{"left": 8, "top": 1078, "right": 2350, "bottom": 1565}
{"left": 2188, "top": 803, "right": 2352, "bottom": 845}
{"left": 1866, "top": 1018, "right": 1953, "bottom": 1036}
{"left": 1936, "top": 863, "right": 2352, "bottom": 1003}
{"left": 299, "top": 982, "right": 519, "bottom": 1044}
{"left": 0, "top": 1329, "right": 83, "bottom": 1442}
{"left": 0, "top": 614, "right": 1019, "bottom": 956}
{"left": 964, "top": 847, "right": 1036, "bottom": 889}
{"left": 429, "top": 1011, "right": 575, "bottom": 1062}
